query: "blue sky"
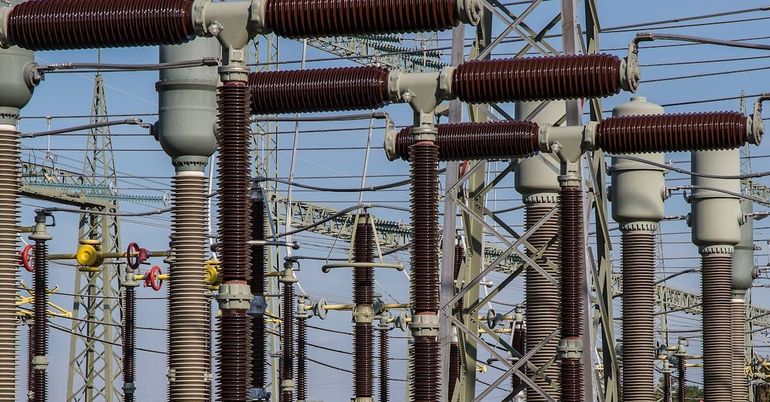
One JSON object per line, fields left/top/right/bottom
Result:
{"left": 13, "top": 0, "right": 770, "bottom": 400}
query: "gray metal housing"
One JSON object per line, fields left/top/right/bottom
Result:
{"left": 514, "top": 101, "right": 563, "bottom": 203}
{"left": 690, "top": 148, "right": 741, "bottom": 250}
{"left": 732, "top": 199, "right": 755, "bottom": 293}
{"left": 155, "top": 38, "right": 219, "bottom": 172}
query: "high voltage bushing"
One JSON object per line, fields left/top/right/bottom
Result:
{"left": 377, "top": 317, "right": 390, "bottom": 402}
{"left": 609, "top": 96, "right": 666, "bottom": 402}
{"left": 386, "top": 109, "right": 766, "bottom": 162}
{"left": 29, "top": 211, "right": 52, "bottom": 402}
{"left": 248, "top": 186, "right": 269, "bottom": 401}
{"left": 296, "top": 295, "right": 310, "bottom": 402}
{"left": 279, "top": 259, "right": 298, "bottom": 402}
{"left": 353, "top": 215, "right": 375, "bottom": 402}
{"left": 0, "top": 0, "right": 481, "bottom": 50}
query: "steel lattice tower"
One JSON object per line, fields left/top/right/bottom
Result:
{"left": 65, "top": 71, "right": 123, "bottom": 402}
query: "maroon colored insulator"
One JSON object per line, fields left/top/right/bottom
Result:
{"left": 6, "top": 0, "right": 194, "bottom": 50}
{"left": 663, "top": 370, "right": 671, "bottom": 402}
{"left": 217, "top": 82, "right": 252, "bottom": 283}
{"left": 448, "top": 343, "right": 460, "bottom": 399}
{"left": 379, "top": 328, "right": 390, "bottom": 402}
{"left": 410, "top": 142, "right": 440, "bottom": 314}
{"left": 264, "top": 0, "right": 461, "bottom": 38}
{"left": 248, "top": 66, "right": 390, "bottom": 115}
{"left": 280, "top": 283, "right": 295, "bottom": 402}
{"left": 217, "top": 311, "right": 252, "bottom": 400}
{"left": 393, "top": 121, "right": 540, "bottom": 161}
{"left": 251, "top": 194, "right": 267, "bottom": 392}
{"left": 27, "top": 324, "right": 34, "bottom": 402}
{"left": 33, "top": 240, "right": 48, "bottom": 402}
{"left": 353, "top": 217, "right": 374, "bottom": 400}
{"left": 511, "top": 324, "right": 525, "bottom": 391}
{"left": 123, "top": 287, "right": 136, "bottom": 402}
{"left": 596, "top": 111, "right": 748, "bottom": 154}
{"left": 677, "top": 355, "right": 686, "bottom": 402}
{"left": 453, "top": 54, "right": 622, "bottom": 104}
{"left": 412, "top": 335, "right": 440, "bottom": 402}
{"left": 559, "top": 185, "right": 583, "bottom": 402}
{"left": 297, "top": 316, "right": 308, "bottom": 401}
{"left": 560, "top": 358, "right": 583, "bottom": 402}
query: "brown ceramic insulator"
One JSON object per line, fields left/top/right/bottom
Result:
{"left": 621, "top": 230, "right": 655, "bottom": 402}
{"left": 511, "top": 325, "right": 525, "bottom": 391}
{"left": 524, "top": 203, "right": 560, "bottom": 401}
{"left": 27, "top": 324, "right": 34, "bottom": 402}
{"left": 281, "top": 283, "right": 295, "bottom": 400}
{"left": 0, "top": 126, "right": 19, "bottom": 401}
{"left": 354, "top": 323, "right": 373, "bottom": 398}
{"left": 379, "top": 328, "right": 389, "bottom": 402}
{"left": 448, "top": 343, "right": 460, "bottom": 400}
{"left": 251, "top": 195, "right": 266, "bottom": 391}
{"left": 354, "top": 217, "right": 374, "bottom": 306}
{"left": 559, "top": 186, "right": 583, "bottom": 402}
{"left": 412, "top": 336, "right": 439, "bottom": 402}
{"left": 701, "top": 253, "right": 733, "bottom": 402}
{"left": 249, "top": 67, "right": 389, "bottom": 115}
{"left": 297, "top": 316, "right": 308, "bottom": 401}
{"left": 453, "top": 54, "right": 622, "bottom": 104}
{"left": 32, "top": 240, "right": 47, "bottom": 402}
{"left": 596, "top": 111, "right": 748, "bottom": 154}
{"left": 677, "top": 355, "right": 686, "bottom": 402}
{"left": 560, "top": 358, "right": 582, "bottom": 402}
{"left": 452, "top": 243, "right": 465, "bottom": 316}
{"left": 6, "top": 0, "right": 194, "bottom": 50}
{"left": 217, "top": 310, "right": 252, "bottom": 401}
{"left": 123, "top": 287, "right": 136, "bottom": 402}
{"left": 393, "top": 121, "right": 540, "bottom": 161}
{"left": 732, "top": 299, "right": 747, "bottom": 402}
{"left": 410, "top": 142, "right": 439, "bottom": 314}
{"left": 217, "top": 82, "right": 252, "bottom": 282}
{"left": 264, "top": 0, "right": 460, "bottom": 38}
{"left": 663, "top": 371, "right": 671, "bottom": 402}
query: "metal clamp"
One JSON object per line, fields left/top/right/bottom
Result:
{"left": 217, "top": 282, "right": 252, "bottom": 310}
{"left": 409, "top": 314, "right": 439, "bottom": 337}
{"left": 558, "top": 338, "right": 583, "bottom": 360}
{"left": 352, "top": 305, "right": 374, "bottom": 324}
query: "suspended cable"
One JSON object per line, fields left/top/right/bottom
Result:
{"left": 610, "top": 154, "right": 770, "bottom": 179}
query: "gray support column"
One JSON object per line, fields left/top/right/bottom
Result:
{"left": 609, "top": 97, "right": 666, "bottom": 402}
{"left": 155, "top": 38, "right": 219, "bottom": 402}
{"left": 0, "top": 7, "right": 36, "bottom": 398}
{"left": 690, "top": 148, "right": 742, "bottom": 402}
{"left": 514, "top": 101, "right": 564, "bottom": 401}
{"left": 732, "top": 199, "right": 754, "bottom": 402}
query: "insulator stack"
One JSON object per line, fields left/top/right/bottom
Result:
{"left": 281, "top": 283, "right": 295, "bottom": 402}
{"left": 701, "top": 253, "right": 733, "bottom": 402}
{"left": 123, "top": 287, "right": 136, "bottom": 402}
{"left": 249, "top": 67, "right": 390, "bottom": 115}
{"left": 216, "top": 81, "right": 253, "bottom": 400}
{"left": 453, "top": 54, "right": 623, "bottom": 104}
{"left": 217, "top": 311, "right": 252, "bottom": 400}
{"left": 264, "top": 0, "right": 464, "bottom": 37}
{"left": 511, "top": 324, "right": 525, "bottom": 391}
{"left": 379, "top": 327, "right": 389, "bottom": 402}
{"left": 732, "top": 299, "right": 748, "bottom": 402}
{"left": 5, "top": 0, "right": 194, "bottom": 50}
{"left": 0, "top": 125, "right": 20, "bottom": 401}
{"left": 297, "top": 315, "right": 308, "bottom": 401}
{"left": 663, "top": 370, "right": 671, "bottom": 402}
{"left": 559, "top": 185, "right": 583, "bottom": 402}
{"left": 448, "top": 242, "right": 463, "bottom": 400}
{"left": 524, "top": 203, "right": 560, "bottom": 401}
{"left": 32, "top": 240, "right": 47, "bottom": 402}
{"left": 621, "top": 229, "right": 655, "bottom": 402}
{"left": 251, "top": 193, "right": 267, "bottom": 394}
{"left": 596, "top": 111, "right": 748, "bottom": 154}
{"left": 677, "top": 355, "right": 686, "bottom": 402}
{"left": 353, "top": 217, "right": 374, "bottom": 400}
{"left": 27, "top": 324, "right": 34, "bottom": 402}
{"left": 169, "top": 173, "right": 210, "bottom": 401}
{"left": 392, "top": 121, "right": 540, "bottom": 161}
{"left": 409, "top": 140, "right": 439, "bottom": 401}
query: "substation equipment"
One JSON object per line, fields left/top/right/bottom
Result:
{"left": 0, "top": 0, "right": 768, "bottom": 401}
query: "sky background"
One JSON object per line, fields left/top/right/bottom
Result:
{"left": 11, "top": 0, "right": 770, "bottom": 400}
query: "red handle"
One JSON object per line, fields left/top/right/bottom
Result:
{"left": 20, "top": 245, "right": 34, "bottom": 273}
{"left": 126, "top": 242, "right": 140, "bottom": 270}
{"left": 144, "top": 265, "right": 163, "bottom": 291}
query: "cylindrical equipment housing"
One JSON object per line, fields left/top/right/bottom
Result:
{"left": 610, "top": 97, "right": 666, "bottom": 225}
{"left": 690, "top": 149, "right": 741, "bottom": 249}
{"left": 0, "top": 44, "right": 35, "bottom": 124}
{"left": 155, "top": 39, "right": 219, "bottom": 171}
{"left": 732, "top": 199, "right": 755, "bottom": 293}
{"left": 514, "top": 101, "right": 563, "bottom": 203}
